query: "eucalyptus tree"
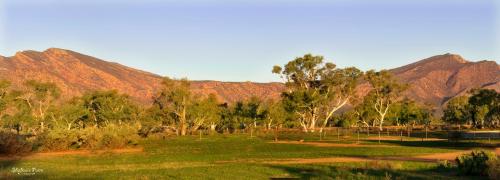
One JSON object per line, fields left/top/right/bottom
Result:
{"left": 365, "top": 70, "right": 407, "bottom": 131}
{"left": 262, "top": 100, "right": 288, "bottom": 130}
{"left": 0, "top": 80, "right": 10, "bottom": 120}
{"left": 74, "top": 90, "right": 139, "bottom": 128}
{"left": 353, "top": 93, "right": 379, "bottom": 128}
{"left": 468, "top": 89, "right": 499, "bottom": 128}
{"left": 153, "top": 77, "right": 192, "bottom": 135}
{"left": 189, "top": 94, "right": 220, "bottom": 132}
{"left": 318, "top": 66, "right": 362, "bottom": 132}
{"left": 273, "top": 54, "right": 362, "bottom": 132}
{"left": 442, "top": 96, "right": 471, "bottom": 128}
{"left": 246, "top": 97, "right": 267, "bottom": 129}
{"left": 15, "top": 80, "right": 61, "bottom": 132}
{"left": 442, "top": 89, "right": 499, "bottom": 129}
{"left": 262, "top": 99, "right": 290, "bottom": 141}
{"left": 231, "top": 97, "right": 267, "bottom": 136}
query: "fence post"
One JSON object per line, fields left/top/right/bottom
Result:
{"left": 378, "top": 129, "right": 381, "bottom": 144}
{"left": 337, "top": 128, "right": 340, "bottom": 141}
{"left": 400, "top": 128, "right": 403, "bottom": 142}
{"left": 357, "top": 128, "right": 360, "bottom": 144}
{"left": 425, "top": 126, "right": 428, "bottom": 140}
{"left": 324, "top": 128, "right": 327, "bottom": 139}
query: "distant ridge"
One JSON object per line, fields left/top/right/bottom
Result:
{"left": 0, "top": 48, "right": 498, "bottom": 108}
{"left": 0, "top": 48, "right": 284, "bottom": 103}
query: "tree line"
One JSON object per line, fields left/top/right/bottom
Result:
{"left": 0, "top": 54, "right": 498, "bottom": 150}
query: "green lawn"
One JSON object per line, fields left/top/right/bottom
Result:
{"left": 0, "top": 134, "right": 495, "bottom": 179}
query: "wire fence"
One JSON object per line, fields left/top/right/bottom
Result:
{"left": 207, "top": 126, "right": 500, "bottom": 144}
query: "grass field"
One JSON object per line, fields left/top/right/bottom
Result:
{"left": 1, "top": 133, "right": 498, "bottom": 179}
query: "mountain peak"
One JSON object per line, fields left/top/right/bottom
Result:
{"left": 428, "top": 53, "right": 468, "bottom": 63}
{"left": 412, "top": 53, "right": 469, "bottom": 67}
{"left": 392, "top": 53, "right": 469, "bottom": 74}
{"left": 44, "top": 48, "right": 72, "bottom": 55}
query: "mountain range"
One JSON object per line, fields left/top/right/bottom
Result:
{"left": 0, "top": 48, "right": 498, "bottom": 109}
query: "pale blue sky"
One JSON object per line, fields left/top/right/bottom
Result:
{"left": 0, "top": 0, "right": 498, "bottom": 82}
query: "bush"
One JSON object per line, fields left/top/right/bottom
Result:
{"left": 437, "top": 160, "right": 453, "bottom": 171}
{"left": 0, "top": 131, "right": 32, "bottom": 155}
{"left": 456, "top": 150, "right": 498, "bottom": 176}
{"left": 36, "top": 124, "right": 140, "bottom": 151}
{"left": 487, "top": 157, "right": 500, "bottom": 180}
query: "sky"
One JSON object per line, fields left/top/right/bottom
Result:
{"left": 0, "top": 0, "right": 498, "bottom": 82}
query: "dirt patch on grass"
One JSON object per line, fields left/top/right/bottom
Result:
{"left": 251, "top": 148, "right": 500, "bottom": 165}
{"left": 58, "top": 161, "right": 214, "bottom": 172}
{"left": 0, "top": 148, "right": 144, "bottom": 160}
{"left": 413, "top": 147, "right": 500, "bottom": 161}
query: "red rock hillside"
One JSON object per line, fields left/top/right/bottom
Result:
{"left": 390, "top": 54, "right": 499, "bottom": 105}
{"left": 0, "top": 48, "right": 284, "bottom": 104}
{"left": 0, "top": 49, "right": 498, "bottom": 108}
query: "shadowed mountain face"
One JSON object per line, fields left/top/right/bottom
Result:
{"left": 0, "top": 48, "right": 498, "bottom": 107}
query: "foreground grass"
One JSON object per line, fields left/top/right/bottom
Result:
{"left": 0, "top": 134, "right": 495, "bottom": 179}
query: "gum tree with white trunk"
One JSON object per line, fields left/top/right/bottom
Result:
{"left": 273, "top": 54, "right": 362, "bottom": 132}
{"left": 365, "top": 70, "right": 407, "bottom": 131}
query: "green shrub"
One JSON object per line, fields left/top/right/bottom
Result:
{"left": 456, "top": 150, "right": 498, "bottom": 176}
{"left": 437, "top": 160, "right": 453, "bottom": 171}
{"left": 36, "top": 129, "right": 74, "bottom": 151}
{"left": 36, "top": 124, "right": 140, "bottom": 151}
{"left": 0, "top": 131, "right": 32, "bottom": 155}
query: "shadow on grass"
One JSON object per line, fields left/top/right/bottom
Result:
{"left": 0, "top": 131, "right": 48, "bottom": 179}
{"left": 268, "top": 163, "right": 488, "bottom": 180}
{"left": 364, "top": 139, "right": 499, "bottom": 150}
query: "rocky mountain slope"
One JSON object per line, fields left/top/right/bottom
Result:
{"left": 390, "top": 54, "right": 499, "bottom": 105}
{"left": 0, "top": 48, "right": 283, "bottom": 104}
{"left": 0, "top": 48, "right": 498, "bottom": 107}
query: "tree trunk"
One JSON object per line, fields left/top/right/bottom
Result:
{"left": 250, "top": 126, "right": 253, "bottom": 138}
{"left": 407, "top": 126, "right": 411, "bottom": 138}
{"left": 300, "top": 121, "right": 308, "bottom": 133}
{"left": 180, "top": 119, "right": 187, "bottom": 136}
{"left": 40, "top": 121, "right": 45, "bottom": 133}
{"left": 378, "top": 114, "right": 386, "bottom": 131}
{"left": 309, "top": 117, "right": 316, "bottom": 132}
